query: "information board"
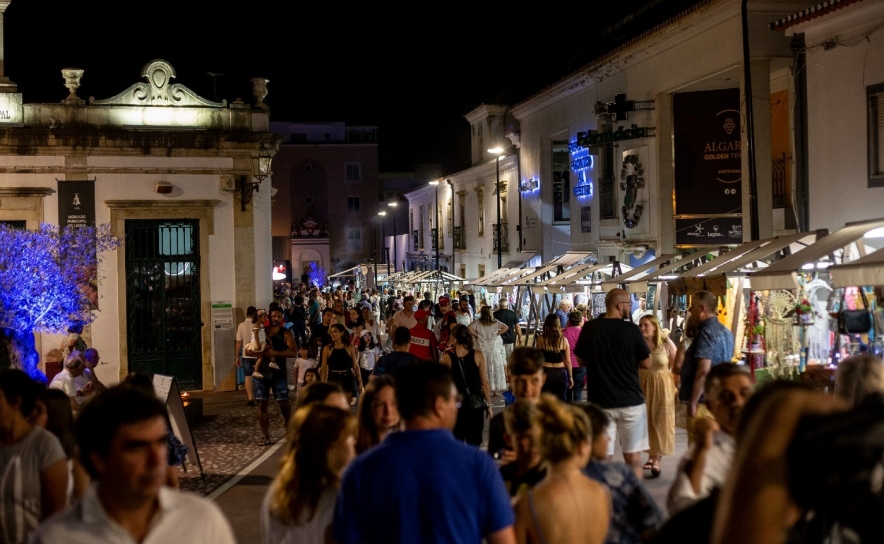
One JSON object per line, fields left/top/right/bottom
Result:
{"left": 152, "top": 374, "right": 203, "bottom": 477}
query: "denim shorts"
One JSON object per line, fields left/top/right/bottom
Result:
{"left": 253, "top": 373, "right": 290, "bottom": 402}
{"left": 240, "top": 357, "right": 256, "bottom": 377}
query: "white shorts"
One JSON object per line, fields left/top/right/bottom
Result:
{"left": 603, "top": 404, "right": 650, "bottom": 456}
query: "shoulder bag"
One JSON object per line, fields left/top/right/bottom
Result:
{"left": 838, "top": 287, "right": 872, "bottom": 335}
{"left": 456, "top": 355, "right": 489, "bottom": 411}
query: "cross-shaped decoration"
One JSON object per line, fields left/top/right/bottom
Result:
{"left": 606, "top": 94, "right": 635, "bottom": 121}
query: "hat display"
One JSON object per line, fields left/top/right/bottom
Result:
{"left": 414, "top": 309, "right": 430, "bottom": 320}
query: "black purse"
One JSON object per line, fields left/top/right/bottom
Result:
{"left": 837, "top": 287, "right": 872, "bottom": 335}
{"left": 456, "top": 355, "right": 489, "bottom": 411}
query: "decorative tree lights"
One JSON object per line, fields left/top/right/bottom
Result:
{"left": 0, "top": 224, "right": 120, "bottom": 380}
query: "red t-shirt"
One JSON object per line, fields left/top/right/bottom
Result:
{"left": 408, "top": 324, "right": 438, "bottom": 361}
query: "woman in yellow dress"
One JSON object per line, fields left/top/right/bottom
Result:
{"left": 638, "top": 314, "right": 677, "bottom": 478}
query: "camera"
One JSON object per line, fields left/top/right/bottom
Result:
{"left": 787, "top": 393, "right": 884, "bottom": 540}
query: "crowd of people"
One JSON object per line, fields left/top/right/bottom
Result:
{"left": 2, "top": 280, "right": 881, "bottom": 543}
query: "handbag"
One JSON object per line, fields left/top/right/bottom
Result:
{"left": 837, "top": 287, "right": 872, "bottom": 335}
{"left": 456, "top": 354, "right": 489, "bottom": 411}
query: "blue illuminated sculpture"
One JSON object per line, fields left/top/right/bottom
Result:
{"left": 307, "top": 261, "right": 327, "bottom": 288}
{"left": 0, "top": 223, "right": 121, "bottom": 381}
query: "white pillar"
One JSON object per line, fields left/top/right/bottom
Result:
{"left": 0, "top": 1, "right": 16, "bottom": 92}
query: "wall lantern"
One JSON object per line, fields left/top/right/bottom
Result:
{"left": 241, "top": 140, "right": 274, "bottom": 211}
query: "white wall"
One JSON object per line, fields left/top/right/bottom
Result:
{"left": 800, "top": 2, "right": 884, "bottom": 231}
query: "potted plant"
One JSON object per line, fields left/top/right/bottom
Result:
{"left": 793, "top": 298, "right": 817, "bottom": 324}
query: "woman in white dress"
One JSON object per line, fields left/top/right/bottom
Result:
{"left": 469, "top": 305, "right": 509, "bottom": 395}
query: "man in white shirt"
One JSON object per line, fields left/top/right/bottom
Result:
{"left": 30, "top": 385, "right": 236, "bottom": 544}
{"left": 387, "top": 294, "right": 417, "bottom": 333}
{"left": 235, "top": 306, "right": 259, "bottom": 406}
{"left": 631, "top": 297, "right": 649, "bottom": 323}
{"left": 49, "top": 351, "right": 96, "bottom": 413}
{"left": 667, "top": 363, "right": 753, "bottom": 515}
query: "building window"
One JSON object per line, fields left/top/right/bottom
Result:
{"left": 347, "top": 197, "right": 360, "bottom": 212}
{"left": 346, "top": 163, "right": 361, "bottom": 182}
{"left": 868, "top": 83, "right": 884, "bottom": 187}
{"left": 292, "top": 133, "right": 307, "bottom": 143}
{"left": 346, "top": 228, "right": 363, "bottom": 252}
{"left": 553, "top": 141, "right": 571, "bottom": 223}
{"left": 476, "top": 189, "right": 485, "bottom": 237}
{"left": 599, "top": 145, "right": 617, "bottom": 219}
{"left": 306, "top": 197, "right": 313, "bottom": 205}
{"left": 305, "top": 164, "right": 313, "bottom": 172}
{"left": 477, "top": 124, "right": 484, "bottom": 163}
{"left": 419, "top": 206, "right": 425, "bottom": 250}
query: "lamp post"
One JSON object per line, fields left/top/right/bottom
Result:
{"left": 429, "top": 180, "right": 440, "bottom": 272}
{"left": 388, "top": 201, "right": 398, "bottom": 273}
{"left": 488, "top": 147, "right": 505, "bottom": 268}
{"left": 378, "top": 211, "right": 389, "bottom": 276}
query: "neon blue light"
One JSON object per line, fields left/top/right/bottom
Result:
{"left": 520, "top": 178, "right": 539, "bottom": 193}
{"left": 570, "top": 139, "right": 594, "bottom": 199}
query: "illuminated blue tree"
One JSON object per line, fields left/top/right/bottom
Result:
{"left": 0, "top": 223, "right": 121, "bottom": 381}
{"left": 307, "top": 261, "right": 327, "bottom": 287}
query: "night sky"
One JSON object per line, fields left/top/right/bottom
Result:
{"left": 5, "top": 1, "right": 686, "bottom": 173}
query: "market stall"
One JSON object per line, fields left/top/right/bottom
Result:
{"left": 746, "top": 218, "right": 884, "bottom": 376}
{"left": 531, "top": 262, "right": 632, "bottom": 316}
{"left": 492, "top": 251, "right": 596, "bottom": 337}
{"left": 327, "top": 264, "right": 376, "bottom": 289}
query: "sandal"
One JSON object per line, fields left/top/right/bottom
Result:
{"left": 650, "top": 463, "right": 662, "bottom": 478}
{"left": 643, "top": 461, "right": 654, "bottom": 470}
{"left": 259, "top": 437, "right": 273, "bottom": 447}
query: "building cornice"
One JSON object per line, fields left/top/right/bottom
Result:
{"left": 510, "top": 0, "right": 737, "bottom": 120}
{"left": 464, "top": 104, "right": 508, "bottom": 125}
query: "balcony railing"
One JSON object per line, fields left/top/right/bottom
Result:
{"left": 412, "top": 230, "right": 419, "bottom": 251}
{"left": 599, "top": 178, "right": 616, "bottom": 219}
{"left": 453, "top": 226, "right": 466, "bottom": 250}
{"left": 493, "top": 222, "right": 509, "bottom": 253}
{"left": 772, "top": 152, "right": 790, "bottom": 209}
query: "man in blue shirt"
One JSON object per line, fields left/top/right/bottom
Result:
{"left": 333, "top": 363, "right": 516, "bottom": 544}
{"left": 678, "top": 290, "right": 735, "bottom": 437}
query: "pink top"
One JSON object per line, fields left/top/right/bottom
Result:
{"left": 563, "top": 325, "right": 582, "bottom": 368}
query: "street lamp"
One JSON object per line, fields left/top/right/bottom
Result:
{"left": 378, "top": 211, "right": 389, "bottom": 276}
{"left": 241, "top": 140, "right": 274, "bottom": 212}
{"left": 488, "top": 146, "right": 505, "bottom": 268}
{"left": 429, "top": 180, "right": 440, "bottom": 272}
{"left": 387, "top": 201, "right": 398, "bottom": 273}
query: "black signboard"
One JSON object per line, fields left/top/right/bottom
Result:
{"left": 57, "top": 180, "right": 95, "bottom": 227}
{"left": 673, "top": 89, "right": 741, "bottom": 216}
{"left": 676, "top": 217, "right": 743, "bottom": 246}
{"left": 580, "top": 206, "right": 592, "bottom": 233}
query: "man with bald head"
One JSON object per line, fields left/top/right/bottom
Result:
{"left": 574, "top": 288, "right": 652, "bottom": 474}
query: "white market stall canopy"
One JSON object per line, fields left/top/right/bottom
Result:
{"left": 624, "top": 248, "right": 719, "bottom": 293}
{"left": 488, "top": 267, "right": 540, "bottom": 287}
{"left": 533, "top": 262, "right": 633, "bottom": 294}
{"left": 399, "top": 270, "right": 467, "bottom": 285}
{"left": 830, "top": 246, "right": 884, "bottom": 288}
{"left": 469, "top": 267, "right": 520, "bottom": 287}
{"left": 502, "top": 250, "right": 540, "bottom": 268}
{"left": 749, "top": 217, "right": 884, "bottom": 291}
{"left": 501, "top": 251, "right": 596, "bottom": 287}
{"left": 601, "top": 252, "right": 680, "bottom": 292}
{"left": 327, "top": 264, "right": 372, "bottom": 278}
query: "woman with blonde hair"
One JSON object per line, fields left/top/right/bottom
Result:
{"left": 637, "top": 314, "right": 677, "bottom": 478}
{"left": 536, "top": 313, "right": 573, "bottom": 401}
{"left": 262, "top": 403, "right": 356, "bottom": 543}
{"left": 513, "top": 394, "right": 610, "bottom": 544}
